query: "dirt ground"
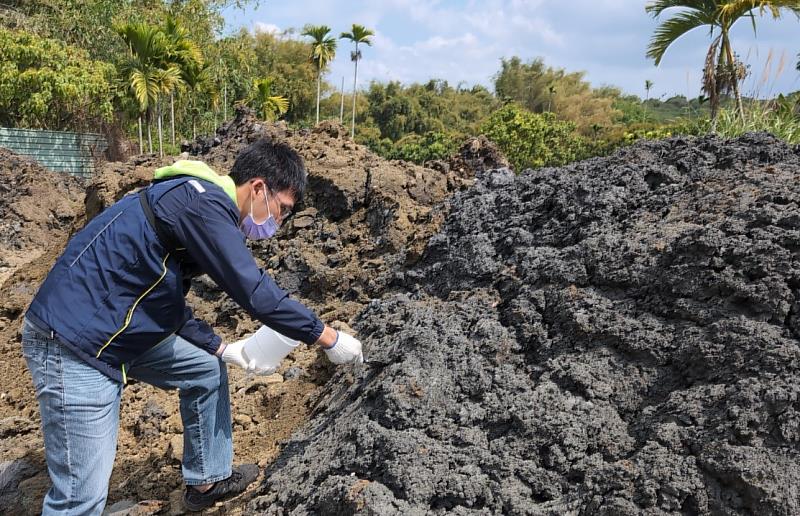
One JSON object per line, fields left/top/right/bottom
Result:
{"left": 0, "top": 111, "right": 502, "bottom": 514}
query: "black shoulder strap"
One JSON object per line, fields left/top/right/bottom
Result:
{"left": 138, "top": 188, "right": 176, "bottom": 252}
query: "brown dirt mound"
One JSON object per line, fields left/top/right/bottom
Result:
{"left": 0, "top": 148, "right": 84, "bottom": 287}
{"left": 0, "top": 109, "right": 462, "bottom": 513}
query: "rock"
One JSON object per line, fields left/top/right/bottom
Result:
{"left": 17, "top": 471, "right": 50, "bottom": 515}
{"left": 291, "top": 215, "right": 315, "bottom": 229}
{"left": 103, "top": 500, "right": 137, "bottom": 514}
{"left": 0, "top": 459, "right": 39, "bottom": 508}
{"left": 234, "top": 374, "right": 284, "bottom": 395}
{"left": 168, "top": 434, "right": 183, "bottom": 463}
{"left": 103, "top": 500, "right": 165, "bottom": 515}
{"left": 0, "top": 416, "right": 36, "bottom": 438}
{"left": 283, "top": 367, "right": 303, "bottom": 380}
{"left": 167, "top": 487, "right": 186, "bottom": 516}
{"left": 234, "top": 414, "right": 253, "bottom": 429}
{"left": 133, "top": 401, "right": 167, "bottom": 439}
{"left": 164, "top": 412, "right": 182, "bottom": 434}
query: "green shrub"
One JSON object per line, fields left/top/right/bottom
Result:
{"left": 386, "top": 131, "right": 460, "bottom": 163}
{"left": 479, "top": 103, "right": 585, "bottom": 171}
{"left": 713, "top": 98, "right": 800, "bottom": 144}
{"left": 0, "top": 28, "right": 116, "bottom": 131}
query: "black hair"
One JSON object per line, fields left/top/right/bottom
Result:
{"left": 229, "top": 138, "right": 307, "bottom": 202}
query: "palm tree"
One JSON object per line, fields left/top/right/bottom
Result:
{"left": 162, "top": 14, "right": 202, "bottom": 147}
{"left": 546, "top": 84, "right": 556, "bottom": 112}
{"left": 644, "top": 79, "right": 654, "bottom": 119}
{"left": 116, "top": 22, "right": 181, "bottom": 155}
{"left": 646, "top": 1, "right": 800, "bottom": 122}
{"left": 181, "top": 61, "right": 214, "bottom": 139}
{"left": 302, "top": 25, "right": 337, "bottom": 124}
{"left": 250, "top": 78, "right": 289, "bottom": 121}
{"left": 340, "top": 24, "right": 374, "bottom": 137}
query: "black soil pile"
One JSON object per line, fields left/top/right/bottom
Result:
{"left": 248, "top": 133, "right": 800, "bottom": 515}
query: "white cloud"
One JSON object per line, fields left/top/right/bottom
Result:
{"left": 253, "top": 22, "right": 281, "bottom": 34}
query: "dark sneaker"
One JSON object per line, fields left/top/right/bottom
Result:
{"left": 183, "top": 464, "right": 260, "bottom": 512}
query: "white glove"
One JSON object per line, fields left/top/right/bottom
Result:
{"left": 221, "top": 339, "right": 277, "bottom": 376}
{"left": 323, "top": 331, "right": 364, "bottom": 364}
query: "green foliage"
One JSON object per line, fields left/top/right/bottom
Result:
{"left": 115, "top": 22, "right": 182, "bottom": 115}
{"left": 3, "top": 0, "right": 254, "bottom": 63}
{"left": 387, "top": 131, "right": 460, "bottom": 163}
{"left": 613, "top": 94, "right": 708, "bottom": 124}
{"left": 494, "top": 57, "right": 619, "bottom": 135}
{"left": 713, "top": 97, "right": 800, "bottom": 143}
{"left": 0, "top": 27, "right": 115, "bottom": 130}
{"left": 250, "top": 30, "right": 317, "bottom": 123}
{"left": 646, "top": 1, "right": 800, "bottom": 120}
{"left": 365, "top": 80, "right": 498, "bottom": 141}
{"left": 302, "top": 25, "right": 337, "bottom": 72}
{"left": 302, "top": 24, "right": 337, "bottom": 123}
{"left": 479, "top": 103, "right": 586, "bottom": 171}
{"left": 248, "top": 78, "right": 289, "bottom": 121}
{"left": 340, "top": 24, "right": 374, "bottom": 52}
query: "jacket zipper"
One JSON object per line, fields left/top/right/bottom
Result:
{"left": 95, "top": 253, "right": 171, "bottom": 360}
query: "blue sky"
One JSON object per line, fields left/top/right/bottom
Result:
{"left": 223, "top": 1, "right": 800, "bottom": 100}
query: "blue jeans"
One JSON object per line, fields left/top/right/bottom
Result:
{"left": 21, "top": 318, "right": 233, "bottom": 515}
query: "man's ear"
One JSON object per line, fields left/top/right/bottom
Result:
{"left": 251, "top": 178, "right": 266, "bottom": 198}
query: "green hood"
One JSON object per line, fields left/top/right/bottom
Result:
{"left": 154, "top": 160, "right": 238, "bottom": 207}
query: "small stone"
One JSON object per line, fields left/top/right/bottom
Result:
{"left": 234, "top": 414, "right": 253, "bottom": 429}
{"left": 169, "top": 434, "right": 183, "bottom": 463}
{"left": 167, "top": 488, "right": 186, "bottom": 516}
{"left": 283, "top": 367, "right": 303, "bottom": 380}
{"left": 165, "top": 413, "right": 183, "bottom": 434}
{"left": 103, "top": 500, "right": 137, "bottom": 515}
{"left": 292, "top": 215, "right": 315, "bottom": 229}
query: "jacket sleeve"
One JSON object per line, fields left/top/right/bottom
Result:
{"left": 176, "top": 305, "right": 223, "bottom": 355}
{"left": 167, "top": 187, "right": 324, "bottom": 345}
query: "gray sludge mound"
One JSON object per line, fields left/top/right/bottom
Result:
{"left": 249, "top": 133, "right": 800, "bottom": 515}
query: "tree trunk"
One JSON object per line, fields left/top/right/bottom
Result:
{"left": 340, "top": 76, "right": 345, "bottom": 122}
{"left": 351, "top": 43, "right": 359, "bottom": 138}
{"left": 157, "top": 100, "right": 164, "bottom": 158}
{"left": 147, "top": 110, "right": 153, "bottom": 154}
{"left": 138, "top": 116, "right": 143, "bottom": 154}
{"left": 316, "top": 72, "right": 321, "bottom": 124}
{"left": 223, "top": 82, "right": 228, "bottom": 122}
{"left": 722, "top": 32, "right": 745, "bottom": 119}
{"left": 710, "top": 46, "right": 725, "bottom": 130}
{"left": 170, "top": 92, "right": 175, "bottom": 147}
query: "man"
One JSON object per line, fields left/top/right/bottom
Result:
{"left": 21, "top": 138, "right": 363, "bottom": 514}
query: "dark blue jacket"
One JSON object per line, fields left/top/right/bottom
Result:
{"left": 26, "top": 166, "right": 323, "bottom": 382}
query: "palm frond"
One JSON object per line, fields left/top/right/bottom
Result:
{"left": 340, "top": 23, "right": 374, "bottom": 44}
{"left": 645, "top": 0, "right": 717, "bottom": 18}
{"left": 302, "top": 24, "right": 337, "bottom": 71}
{"left": 647, "top": 8, "right": 717, "bottom": 64}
